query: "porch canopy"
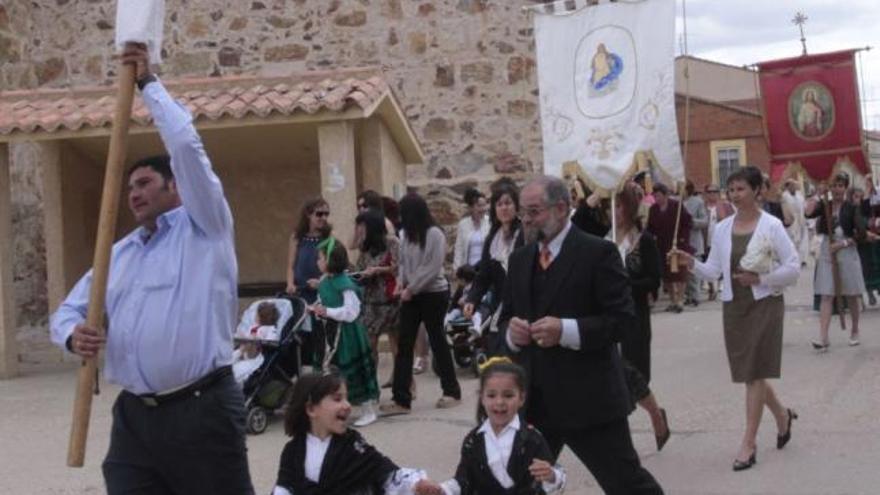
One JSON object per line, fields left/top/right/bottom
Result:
{"left": 0, "top": 68, "right": 423, "bottom": 376}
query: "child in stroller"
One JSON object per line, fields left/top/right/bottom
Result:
{"left": 443, "top": 266, "right": 492, "bottom": 376}
{"left": 232, "top": 301, "right": 281, "bottom": 383}
{"left": 234, "top": 295, "right": 310, "bottom": 434}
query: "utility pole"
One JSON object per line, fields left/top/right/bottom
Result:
{"left": 792, "top": 12, "right": 808, "bottom": 56}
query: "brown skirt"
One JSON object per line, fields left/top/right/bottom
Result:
{"left": 722, "top": 293, "right": 784, "bottom": 383}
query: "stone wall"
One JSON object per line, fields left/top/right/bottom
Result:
{"left": 1, "top": 0, "right": 545, "bottom": 362}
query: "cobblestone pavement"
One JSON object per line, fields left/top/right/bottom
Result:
{"left": 2, "top": 263, "right": 880, "bottom": 494}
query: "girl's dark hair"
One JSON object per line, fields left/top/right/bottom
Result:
{"left": 726, "top": 166, "right": 763, "bottom": 192}
{"left": 455, "top": 264, "right": 477, "bottom": 283}
{"left": 476, "top": 360, "right": 528, "bottom": 423}
{"left": 295, "top": 198, "right": 331, "bottom": 241}
{"left": 317, "top": 237, "right": 349, "bottom": 275}
{"left": 488, "top": 178, "right": 521, "bottom": 242}
{"left": 616, "top": 181, "right": 643, "bottom": 231}
{"left": 463, "top": 188, "right": 485, "bottom": 208}
{"left": 382, "top": 196, "right": 401, "bottom": 232}
{"left": 359, "top": 190, "right": 384, "bottom": 212}
{"left": 356, "top": 210, "right": 388, "bottom": 257}
{"left": 283, "top": 372, "right": 345, "bottom": 437}
{"left": 399, "top": 192, "right": 435, "bottom": 248}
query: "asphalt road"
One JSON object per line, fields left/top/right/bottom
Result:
{"left": 2, "top": 264, "right": 879, "bottom": 494}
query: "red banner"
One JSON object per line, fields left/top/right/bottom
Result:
{"left": 757, "top": 49, "right": 868, "bottom": 182}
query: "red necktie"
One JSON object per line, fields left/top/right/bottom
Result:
{"left": 539, "top": 245, "right": 552, "bottom": 270}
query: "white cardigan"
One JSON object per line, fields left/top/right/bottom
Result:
{"left": 693, "top": 211, "right": 800, "bottom": 302}
{"left": 453, "top": 215, "right": 490, "bottom": 270}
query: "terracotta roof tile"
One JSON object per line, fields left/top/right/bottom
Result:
{"left": 0, "top": 69, "right": 390, "bottom": 136}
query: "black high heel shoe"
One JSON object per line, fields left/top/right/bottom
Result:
{"left": 655, "top": 408, "right": 671, "bottom": 451}
{"left": 732, "top": 450, "right": 756, "bottom": 472}
{"left": 777, "top": 409, "right": 798, "bottom": 449}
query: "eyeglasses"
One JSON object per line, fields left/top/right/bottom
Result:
{"left": 520, "top": 205, "right": 549, "bottom": 218}
{"left": 313, "top": 211, "right": 330, "bottom": 218}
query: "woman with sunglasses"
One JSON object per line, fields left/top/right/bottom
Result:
{"left": 286, "top": 198, "right": 332, "bottom": 366}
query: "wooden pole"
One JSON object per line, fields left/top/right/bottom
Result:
{"left": 670, "top": 182, "right": 684, "bottom": 273}
{"left": 67, "top": 61, "right": 137, "bottom": 467}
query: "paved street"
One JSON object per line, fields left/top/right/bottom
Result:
{"left": 2, "top": 264, "right": 879, "bottom": 494}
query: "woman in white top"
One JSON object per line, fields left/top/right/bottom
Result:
{"left": 453, "top": 188, "right": 490, "bottom": 271}
{"left": 675, "top": 166, "right": 800, "bottom": 472}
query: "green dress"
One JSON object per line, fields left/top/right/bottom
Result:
{"left": 318, "top": 274, "right": 379, "bottom": 405}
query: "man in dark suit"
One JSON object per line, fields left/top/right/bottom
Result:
{"left": 500, "top": 175, "right": 663, "bottom": 494}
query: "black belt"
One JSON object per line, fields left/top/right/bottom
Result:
{"left": 136, "top": 365, "right": 232, "bottom": 407}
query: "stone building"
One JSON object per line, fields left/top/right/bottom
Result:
{"left": 1, "top": 0, "right": 543, "bottom": 368}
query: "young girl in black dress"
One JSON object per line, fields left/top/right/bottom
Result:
{"left": 272, "top": 372, "right": 436, "bottom": 495}
{"left": 419, "top": 357, "right": 566, "bottom": 495}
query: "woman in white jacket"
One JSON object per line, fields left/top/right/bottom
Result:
{"left": 453, "top": 188, "right": 490, "bottom": 271}
{"left": 675, "top": 166, "right": 800, "bottom": 472}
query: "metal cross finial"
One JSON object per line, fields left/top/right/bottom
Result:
{"left": 792, "top": 11, "right": 808, "bottom": 55}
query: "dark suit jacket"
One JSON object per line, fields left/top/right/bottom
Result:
{"left": 499, "top": 226, "right": 633, "bottom": 430}
{"left": 467, "top": 227, "right": 525, "bottom": 314}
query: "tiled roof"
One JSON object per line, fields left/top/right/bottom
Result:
{"left": 0, "top": 70, "right": 389, "bottom": 136}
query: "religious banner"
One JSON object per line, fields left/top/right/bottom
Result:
{"left": 531, "top": 0, "right": 683, "bottom": 192}
{"left": 757, "top": 49, "right": 869, "bottom": 182}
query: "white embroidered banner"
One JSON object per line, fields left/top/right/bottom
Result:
{"left": 533, "top": 0, "right": 683, "bottom": 191}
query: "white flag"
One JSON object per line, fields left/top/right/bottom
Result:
{"left": 533, "top": 0, "right": 683, "bottom": 191}
{"left": 115, "top": 0, "right": 165, "bottom": 64}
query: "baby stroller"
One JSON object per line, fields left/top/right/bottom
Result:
{"left": 235, "top": 294, "right": 310, "bottom": 434}
{"left": 441, "top": 292, "right": 494, "bottom": 377}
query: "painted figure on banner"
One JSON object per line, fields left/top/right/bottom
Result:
{"left": 790, "top": 83, "right": 834, "bottom": 139}
{"left": 590, "top": 43, "right": 623, "bottom": 95}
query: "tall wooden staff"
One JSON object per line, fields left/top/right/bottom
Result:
{"left": 669, "top": 181, "right": 685, "bottom": 273}
{"left": 67, "top": 0, "right": 165, "bottom": 467}
{"left": 824, "top": 196, "right": 846, "bottom": 330}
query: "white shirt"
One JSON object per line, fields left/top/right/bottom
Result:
{"left": 50, "top": 79, "right": 237, "bottom": 395}
{"left": 454, "top": 215, "right": 490, "bottom": 270}
{"left": 440, "top": 416, "right": 565, "bottom": 494}
{"left": 467, "top": 228, "right": 485, "bottom": 267}
{"left": 506, "top": 221, "right": 581, "bottom": 352}
{"left": 322, "top": 289, "right": 361, "bottom": 323}
{"left": 305, "top": 433, "right": 332, "bottom": 483}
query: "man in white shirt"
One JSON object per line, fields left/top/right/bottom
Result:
{"left": 50, "top": 44, "right": 253, "bottom": 494}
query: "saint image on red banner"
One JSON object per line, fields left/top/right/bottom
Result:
{"left": 757, "top": 49, "right": 868, "bottom": 182}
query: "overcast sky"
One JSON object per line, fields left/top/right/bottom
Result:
{"left": 674, "top": 0, "right": 880, "bottom": 130}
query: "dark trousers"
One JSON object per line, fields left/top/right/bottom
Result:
{"left": 392, "top": 291, "right": 461, "bottom": 408}
{"left": 542, "top": 417, "right": 663, "bottom": 495}
{"left": 103, "top": 375, "right": 254, "bottom": 495}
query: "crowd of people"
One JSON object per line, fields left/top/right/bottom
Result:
{"left": 47, "top": 46, "right": 880, "bottom": 494}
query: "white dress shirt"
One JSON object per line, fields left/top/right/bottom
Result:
{"left": 506, "top": 221, "right": 581, "bottom": 352}
{"left": 50, "top": 79, "right": 237, "bottom": 395}
{"left": 322, "top": 290, "right": 362, "bottom": 323}
{"left": 440, "top": 416, "right": 565, "bottom": 494}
